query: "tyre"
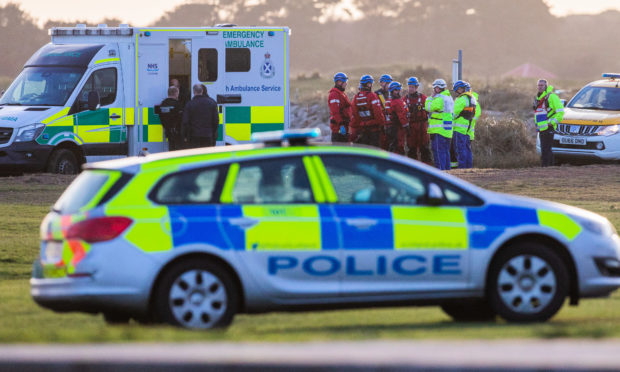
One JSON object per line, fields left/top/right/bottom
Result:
{"left": 441, "top": 300, "right": 496, "bottom": 322}
{"left": 103, "top": 312, "right": 131, "bottom": 325}
{"left": 154, "top": 260, "right": 238, "bottom": 329}
{"left": 488, "top": 242, "right": 569, "bottom": 322}
{"left": 47, "top": 149, "right": 79, "bottom": 174}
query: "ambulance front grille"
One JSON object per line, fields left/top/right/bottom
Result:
{"left": 556, "top": 124, "right": 600, "bottom": 136}
{"left": 0, "top": 127, "right": 12, "bottom": 144}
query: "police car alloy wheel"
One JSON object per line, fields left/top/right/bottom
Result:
{"left": 488, "top": 243, "right": 569, "bottom": 322}
{"left": 155, "top": 260, "right": 239, "bottom": 329}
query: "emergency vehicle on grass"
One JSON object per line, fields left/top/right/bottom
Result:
{"left": 0, "top": 24, "right": 290, "bottom": 174}
{"left": 539, "top": 73, "right": 620, "bottom": 162}
{"left": 31, "top": 129, "right": 620, "bottom": 329}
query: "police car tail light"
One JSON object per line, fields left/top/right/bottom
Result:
{"left": 66, "top": 217, "right": 132, "bottom": 243}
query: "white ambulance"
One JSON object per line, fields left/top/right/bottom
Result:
{"left": 0, "top": 24, "right": 290, "bottom": 173}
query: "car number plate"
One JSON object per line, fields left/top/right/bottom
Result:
{"left": 559, "top": 136, "right": 586, "bottom": 145}
{"left": 42, "top": 241, "right": 63, "bottom": 264}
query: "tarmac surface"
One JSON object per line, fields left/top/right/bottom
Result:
{"left": 1, "top": 339, "right": 620, "bottom": 371}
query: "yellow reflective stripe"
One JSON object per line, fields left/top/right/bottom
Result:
{"left": 125, "top": 107, "right": 135, "bottom": 125}
{"left": 251, "top": 106, "right": 284, "bottom": 123}
{"left": 311, "top": 155, "right": 337, "bottom": 203}
{"left": 220, "top": 163, "right": 239, "bottom": 203}
{"left": 227, "top": 123, "right": 251, "bottom": 141}
{"left": 537, "top": 210, "right": 582, "bottom": 240}
{"left": 77, "top": 125, "right": 109, "bottom": 142}
{"left": 303, "top": 156, "right": 325, "bottom": 203}
{"left": 392, "top": 206, "right": 468, "bottom": 250}
{"left": 242, "top": 205, "right": 321, "bottom": 251}
{"left": 94, "top": 58, "right": 120, "bottom": 64}
{"left": 41, "top": 107, "right": 70, "bottom": 124}
{"left": 142, "top": 107, "right": 149, "bottom": 124}
{"left": 148, "top": 125, "right": 164, "bottom": 142}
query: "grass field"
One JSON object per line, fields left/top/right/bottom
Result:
{"left": 1, "top": 165, "right": 619, "bottom": 343}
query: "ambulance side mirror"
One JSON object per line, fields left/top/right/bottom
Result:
{"left": 87, "top": 91, "right": 100, "bottom": 111}
{"left": 427, "top": 183, "right": 443, "bottom": 206}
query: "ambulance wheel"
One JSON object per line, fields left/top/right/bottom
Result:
{"left": 155, "top": 260, "right": 238, "bottom": 329}
{"left": 488, "top": 243, "right": 568, "bottom": 322}
{"left": 47, "top": 149, "right": 79, "bottom": 175}
{"left": 440, "top": 300, "right": 496, "bottom": 322}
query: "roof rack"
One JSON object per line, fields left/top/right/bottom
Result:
{"left": 251, "top": 128, "right": 321, "bottom": 146}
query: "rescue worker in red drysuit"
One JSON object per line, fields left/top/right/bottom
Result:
{"left": 328, "top": 72, "right": 352, "bottom": 142}
{"left": 386, "top": 81, "right": 408, "bottom": 154}
{"left": 350, "top": 74, "right": 385, "bottom": 147}
{"left": 403, "top": 77, "right": 432, "bottom": 163}
{"left": 375, "top": 74, "right": 392, "bottom": 150}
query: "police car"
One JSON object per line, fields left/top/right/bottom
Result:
{"left": 31, "top": 130, "right": 620, "bottom": 328}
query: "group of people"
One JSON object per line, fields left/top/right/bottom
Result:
{"left": 158, "top": 79, "right": 219, "bottom": 150}
{"left": 328, "top": 73, "right": 480, "bottom": 170}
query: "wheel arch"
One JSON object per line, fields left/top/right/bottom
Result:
{"left": 484, "top": 233, "right": 579, "bottom": 305}
{"left": 46, "top": 141, "right": 85, "bottom": 168}
{"left": 147, "top": 252, "right": 246, "bottom": 317}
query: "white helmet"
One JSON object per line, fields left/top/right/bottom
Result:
{"left": 432, "top": 79, "right": 447, "bottom": 89}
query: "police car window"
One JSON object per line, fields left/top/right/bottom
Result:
{"left": 77, "top": 68, "right": 117, "bottom": 110}
{"left": 232, "top": 157, "right": 313, "bottom": 204}
{"left": 198, "top": 48, "right": 218, "bottom": 82}
{"left": 153, "top": 168, "right": 221, "bottom": 204}
{"left": 321, "top": 156, "right": 426, "bottom": 205}
{"left": 226, "top": 48, "right": 250, "bottom": 72}
{"left": 432, "top": 178, "right": 483, "bottom": 207}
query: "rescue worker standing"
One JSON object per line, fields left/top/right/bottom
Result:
{"left": 159, "top": 86, "right": 183, "bottom": 151}
{"left": 452, "top": 80, "right": 477, "bottom": 168}
{"left": 425, "top": 79, "right": 454, "bottom": 170}
{"left": 387, "top": 81, "right": 408, "bottom": 154}
{"left": 350, "top": 75, "right": 385, "bottom": 147}
{"left": 328, "top": 72, "right": 352, "bottom": 142}
{"left": 375, "top": 74, "right": 392, "bottom": 150}
{"left": 404, "top": 77, "right": 431, "bottom": 163}
{"left": 534, "top": 79, "right": 564, "bottom": 167}
{"left": 183, "top": 84, "right": 219, "bottom": 148}
{"left": 467, "top": 82, "right": 481, "bottom": 153}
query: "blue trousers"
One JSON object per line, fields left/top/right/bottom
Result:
{"left": 431, "top": 134, "right": 451, "bottom": 170}
{"left": 454, "top": 132, "right": 473, "bottom": 169}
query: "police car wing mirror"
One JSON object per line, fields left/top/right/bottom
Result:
{"left": 87, "top": 91, "right": 100, "bottom": 111}
{"left": 427, "top": 183, "right": 443, "bottom": 206}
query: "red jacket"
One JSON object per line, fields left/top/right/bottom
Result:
{"left": 405, "top": 92, "right": 428, "bottom": 123}
{"left": 390, "top": 96, "right": 409, "bottom": 128}
{"left": 351, "top": 90, "right": 385, "bottom": 129}
{"left": 328, "top": 87, "right": 352, "bottom": 132}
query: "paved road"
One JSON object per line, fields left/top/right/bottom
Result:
{"left": 1, "top": 340, "right": 620, "bottom": 371}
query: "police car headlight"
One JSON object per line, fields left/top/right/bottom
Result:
{"left": 597, "top": 125, "right": 619, "bottom": 136}
{"left": 573, "top": 215, "right": 615, "bottom": 237}
{"left": 15, "top": 123, "right": 46, "bottom": 142}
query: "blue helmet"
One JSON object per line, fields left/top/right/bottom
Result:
{"left": 464, "top": 81, "right": 472, "bottom": 91}
{"left": 379, "top": 74, "right": 393, "bottom": 83}
{"left": 407, "top": 77, "right": 420, "bottom": 86}
{"left": 360, "top": 74, "right": 374, "bottom": 85}
{"left": 453, "top": 80, "right": 468, "bottom": 92}
{"left": 333, "top": 72, "right": 348, "bottom": 83}
{"left": 388, "top": 81, "right": 402, "bottom": 92}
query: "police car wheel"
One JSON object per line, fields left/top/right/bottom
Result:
{"left": 488, "top": 243, "right": 569, "bottom": 322}
{"left": 440, "top": 300, "right": 496, "bottom": 322}
{"left": 155, "top": 260, "right": 238, "bottom": 329}
{"left": 103, "top": 312, "right": 131, "bottom": 325}
{"left": 47, "top": 149, "right": 79, "bottom": 175}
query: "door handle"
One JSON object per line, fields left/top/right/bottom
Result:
{"left": 110, "top": 114, "right": 121, "bottom": 120}
{"left": 229, "top": 217, "right": 259, "bottom": 230}
{"left": 345, "top": 218, "right": 378, "bottom": 230}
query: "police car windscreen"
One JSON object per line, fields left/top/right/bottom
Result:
{"left": 0, "top": 67, "right": 84, "bottom": 106}
{"left": 568, "top": 86, "right": 620, "bottom": 111}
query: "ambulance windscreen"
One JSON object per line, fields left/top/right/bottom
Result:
{"left": 25, "top": 44, "right": 104, "bottom": 67}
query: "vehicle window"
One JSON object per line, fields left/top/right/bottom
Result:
{"left": 232, "top": 157, "right": 313, "bottom": 204}
{"left": 198, "top": 48, "right": 218, "bottom": 82}
{"left": 321, "top": 155, "right": 426, "bottom": 205}
{"left": 432, "top": 179, "right": 483, "bottom": 207}
{"left": 53, "top": 171, "right": 112, "bottom": 214}
{"left": 0, "top": 66, "right": 84, "bottom": 106}
{"left": 568, "top": 86, "right": 620, "bottom": 111}
{"left": 153, "top": 168, "right": 221, "bottom": 204}
{"left": 226, "top": 48, "right": 251, "bottom": 72}
{"left": 76, "top": 68, "right": 117, "bottom": 111}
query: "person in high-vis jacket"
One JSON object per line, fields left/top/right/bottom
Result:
{"left": 452, "top": 80, "right": 477, "bottom": 169}
{"left": 328, "top": 72, "right": 352, "bottom": 143}
{"left": 350, "top": 75, "right": 385, "bottom": 147}
{"left": 425, "top": 79, "right": 454, "bottom": 170}
{"left": 386, "top": 81, "right": 408, "bottom": 154}
{"left": 375, "top": 74, "right": 392, "bottom": 150}
{"left": 534, "top": 79, "right": 564, "bottom": 167}
{"left": 467, "top": 82, "right": 481, "bottom": 143}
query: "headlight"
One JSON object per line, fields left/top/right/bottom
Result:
{"left": 572, "top": 215, "right": 615, "bottom": 237}
{"left": 15, "top": 123, "right": 46, "bottom": 142}
{"left": 597, "top": 125, "right": 619, "bottom": 136}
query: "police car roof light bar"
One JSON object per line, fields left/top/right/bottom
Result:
{"left": 251, "top": 128, "right": 321, "bottom": 145}
{"left": 602, "top": 73, "right": 620, "bottom": 80}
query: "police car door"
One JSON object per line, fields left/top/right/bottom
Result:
{"left": 317, "top": 154, "right": 471, "bottom": 297}
{"left": 219, "top": 156, "right": 341, "bottom": 300}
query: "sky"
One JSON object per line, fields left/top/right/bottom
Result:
{"left": 5, "top": 0, "right": 620, "bottom": 27}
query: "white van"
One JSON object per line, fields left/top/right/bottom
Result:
{"left": 0, "top": 24, "right": 290, "bottom": 173}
